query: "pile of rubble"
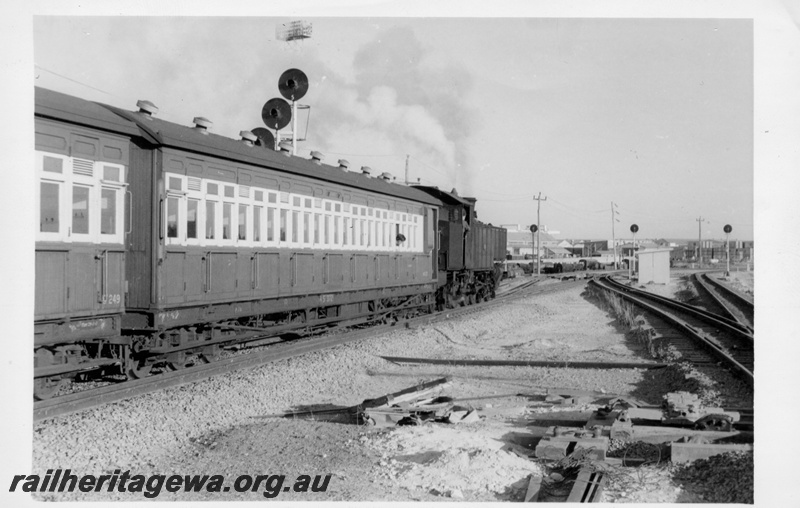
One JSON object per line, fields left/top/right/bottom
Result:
{"left": 280, "top": 376, "right": 753, "bottom": 503}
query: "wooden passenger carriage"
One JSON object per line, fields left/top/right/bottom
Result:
{"left": 32, "top": 85, "right": 507, "bottom": 390}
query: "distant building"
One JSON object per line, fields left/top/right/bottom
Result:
{"left": 573, "top": 240, "right": 608, "bottom": 257}
{"left": 687, "top": 240, "right": 754, "bottom": 263}
{"left": 502, "top": 224, "right": 557, "bottom": 258}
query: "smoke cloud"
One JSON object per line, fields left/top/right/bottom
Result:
{"left": 313, "top": 25, "right": 475, "bottom": 191}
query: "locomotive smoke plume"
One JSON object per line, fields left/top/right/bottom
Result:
{"left": 315, "top": 26, "right": 475, "bottom": 192}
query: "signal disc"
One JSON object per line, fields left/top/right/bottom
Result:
{"left": 250, "top": 127, "right": 275, "bottom": 149}
{"left": 261, "top": 98, "right": 292, "bottom": 130}
{"left": 278, "top": 68, "right": 309, "bottom": 101}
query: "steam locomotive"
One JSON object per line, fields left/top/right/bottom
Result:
{"left": 33, "top": 84, "right": 506, "bottom": 399}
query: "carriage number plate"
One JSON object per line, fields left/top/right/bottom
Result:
{"left": 101, "top": 293, "right": 121, "bottom": 305}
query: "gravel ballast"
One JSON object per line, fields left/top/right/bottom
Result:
{"left": 31, "top": 277, "right": 753, "bottom": 502}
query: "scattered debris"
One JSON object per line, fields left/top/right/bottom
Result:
{"left": 267, "top": 377, "right": 482, "bottom": 428}
{"left": 534, "top": 426, "right": 609, "bottom": 461}
{"left": 359, "top": 378, "right": 482, "bottom": 427}
{"left": 566, "top": 466, "right": 606, "bottom": 502}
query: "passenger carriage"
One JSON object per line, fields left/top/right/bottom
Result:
{"left": 34, "top": 88, "right": 135, "bottom": 397}
{"left": 107, "top": 102, "right": 442, "bottom": 374}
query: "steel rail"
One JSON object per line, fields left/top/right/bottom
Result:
{"left": 590, "top": 277, "right": 753, "bottom": 385}
{"left": 695, "top": 272, "right": 754, "bottom": 331}
{"left": 34, "top": 276, "right": 585, "bottom": 421}
{"left": 601, "top": 276, "right": 753, "bottom": 342}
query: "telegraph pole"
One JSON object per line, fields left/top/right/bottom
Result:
{"left": 533, "top": 193, "right": 547, "bottom": 275}
{"left": 611, "top": 202, "right": 620, "bottom": 269}
{"left": 696, "top": 217, "right": 705, "bottom": 266}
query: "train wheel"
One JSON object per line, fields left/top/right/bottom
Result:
{"left": 200, "top": 345, "right": 222, "bottom": 364}
{"left": 166, "top": 360, "right": 189, "bottom": 371}
{"left": 34, "top": 376, "right": 66, "bottom": 400}
{"left": 126, "top": 359, "right": 152, "bottom": 379}
{"left": 166, "top": 354, "right": 198, "bottom": 371}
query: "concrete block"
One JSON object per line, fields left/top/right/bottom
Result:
{"left": 535, "top": 438, "right": 572, "bottom": 460}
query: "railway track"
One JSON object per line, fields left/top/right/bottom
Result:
{"left": 693, "top": 272, "right": 754, "bottom": 331}
{"left": 589, "top": 276, "right": 753, "bottom": 386}
{"left": 34, "top": 276, "right": 587, "bottom": 422}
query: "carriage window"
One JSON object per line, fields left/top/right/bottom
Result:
{"left": 238, "top": 204, "right": 247, "bottom": 240}
{"left": 103, "top": 166, "right": 121, "bottom": 182}
{"left": 324, "top": 215, "right": 330, "bottom": 244}
{"left": 305, "top": 198, "right": 312, "bottom": 208}
{"left": 166, "top": 196, "right": 179, "bottom": 238}
{"left": 255, "top": 190, "right": 264, "bottom": 202}
{"left": 168, "top": 177, "right": 182, "bottom": 191}
{"left": 293, "top": 196, "right": 301, "bottom": 207}
{"left": 224, "top": 186, "right": 235, "bottom": 198}
{"left": 334, "top": 217, "right": 340, "bottom": 246}
{"left": 40, "top": 182, "right": 60, "bottom": 233}
{"left": 267, "top": 208, "right": 275, "bottom": 242}
{"left": 303, "top": 212, "right": 311, "bottom": 244}
{"left": 280, "top": 209, "right": 287, "bottom": 242}
{"left": 292, "top": 211, "right": 299, "bottom": 243}
{"left": 222, "top": 203, "right": 232, "bottom": 239}
{"left": 187, "top": 199, "right": 198, "bottom": 239}
{"left": 72, "top": 185, "right": 90, "bottom": 235}
{"left": 101, "top": 188, "right": 117, "bottom": 235}
{"left": 253, "top": 206, "right": 262, "bottom": 242}
{"left": 207, "top": 183, "right": 218, "bottom": 195}
{"left": 314, "top": 213, "right": 321, "bottom": 244}
{"left": 268, "top": 193, "right": 277, "bottom": 204}
{"left": 205, "top": 201, "right": 216, "bottom": 239}
{"left": 343, "top": 218, "right": 349, "bottom": 246}
{"left": 43, "top": 156, "right": 63, "bottom": 174}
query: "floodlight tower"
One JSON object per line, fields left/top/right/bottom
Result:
{"left": 276, "top": 20, "right": 313, "bottom": 43}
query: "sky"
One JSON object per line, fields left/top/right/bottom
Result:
{"left": 30, "top": 13, "right": 757, "bottom": 241}
{"left": 3, "top": 2, "right": 800, "bottom": 506}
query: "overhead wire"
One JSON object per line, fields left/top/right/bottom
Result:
{"left": 35, "top": 64, "right": 113, "bottom": 96}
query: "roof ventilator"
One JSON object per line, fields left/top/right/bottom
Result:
{"left": 338, "top": 159, "right": 350, "bottom": 171}
{"left": 136, "top": 100, "right": 158, "bottom": 117}
{"left": 379, "top": 172, "right": 392, "bottom": 181}
{"left": 310, "top": 151, "right": 324, "bottom": 164}
{"left": 361, "top": 166, "right": 372, "bottom": 177}
{"left": 239, "top": 130, "right": 257, "bottom": 146}
{"left": 279, "top": 141, "right": 293, "bottom": 155}
{"left": 193, "top": 117, "right": 212, "bottom": 134}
